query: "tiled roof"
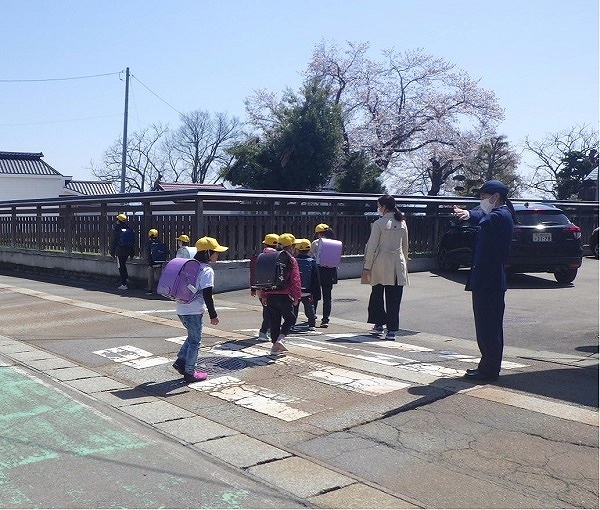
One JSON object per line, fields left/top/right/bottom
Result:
{"left": 153, "top": 182, "right": 226, "bottom": 191}
{"left": 64, "top": 180, "right": 117, "bottom": 196}
{"left": 0, "top": 151, "right": 63, "bottom": 176}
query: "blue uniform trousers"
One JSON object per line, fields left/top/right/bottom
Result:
{"left": 472, "top": 289, "right": 505, "bottom": 376}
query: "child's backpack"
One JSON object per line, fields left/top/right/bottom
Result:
{"left": 316, "top": 238, "right": 343, "bottom": 268}
{"left": 117, "top": 227, "right": 135, "bottom": 247}
{"left": 150, "top": 240, "right": 169, "bottom": 264}
{"left": 252, "top": 250, "right": 292, "bottom": 290}
{"left": 296, "top": 257, "right": 314, "bottom": 290}
{"left": 157, "top": 258, "right": 202, "bottom": 303}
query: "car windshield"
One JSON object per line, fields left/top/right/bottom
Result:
{"left": 516, "top": 210, "right": 571, "bottom": 226}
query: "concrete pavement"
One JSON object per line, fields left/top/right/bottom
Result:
{"left": 0, "top": 270, "right": 597, "bottom": 508}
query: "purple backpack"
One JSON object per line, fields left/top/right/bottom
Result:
{"left": 157, "top": 258, "right": 202, "bottom": 303}
{"left": 316, "top": 238, "right": 343, "bottom": 268}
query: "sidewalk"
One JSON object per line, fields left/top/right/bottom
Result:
{"left": 0, "top": 273, "right": 597, "bottom": 508}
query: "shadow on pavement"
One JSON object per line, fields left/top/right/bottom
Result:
{"left": 430, "top": 269, "right": 576, "bottom": 289}
{"left": 493, "top": 366, "right": 599, "bottom": 408}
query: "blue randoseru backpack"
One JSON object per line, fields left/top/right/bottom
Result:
{"left": 296, "top": 257, "right": 314, "bottom": 290}
{"left": 150, "top": 241, "right": 169, "bottom": 264}
{"left": 117, "top": 227, "right": 135, "bottom": 247}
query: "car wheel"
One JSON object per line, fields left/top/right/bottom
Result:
{"left": 554, "top": 268, "right": 578, "bottom": 284}
{"left": 593, "top": 242, "right": 599, "bottom": 259}
{"left": 437, "top": 249, "right": 459, "bottom": 272}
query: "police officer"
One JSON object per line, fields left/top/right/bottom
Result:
{"left": 453, "top": 180, "right": 517, "bottom": 381}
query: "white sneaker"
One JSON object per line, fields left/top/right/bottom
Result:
{"left": 117, "top": 284, "right": 128, "bottom": 290}
{"left": 258, "top": 331, "right": 269, "bottom": 341}
{"left": 270, "top": 337, "right": 288, "bottom": 355}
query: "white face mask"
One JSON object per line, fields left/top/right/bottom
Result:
{"left": 480, "top": 197, "right": 495, "bottom": 213}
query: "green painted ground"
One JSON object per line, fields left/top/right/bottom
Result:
{"left": 0, "top": 366, "right": 264, "bottom": 509}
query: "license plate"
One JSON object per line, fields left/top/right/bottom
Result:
{"left": 533, "top": 232, "right": 552, "bottom": 242}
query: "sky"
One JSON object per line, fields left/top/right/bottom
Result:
{"left": 1, "top": 0, "right": 598, "bottom": 186}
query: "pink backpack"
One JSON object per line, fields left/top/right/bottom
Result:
{"left": 316, "top": 238, "right": 343, "bottom": 268}
{"left": 157, "top": 258, "right": 202, "bottom": 303}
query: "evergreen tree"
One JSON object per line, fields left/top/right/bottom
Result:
{"left": 335, "top": 151, "right": 384, "bottom": 193}
{"left": 222, "top": 79, "right": 343, "bottom": 190}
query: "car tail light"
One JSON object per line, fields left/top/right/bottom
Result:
{"left": 563, "top": 226, "right": 581, "bottom": 239}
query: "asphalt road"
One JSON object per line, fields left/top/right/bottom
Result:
{"left": 315, "top": 255, "right": 599, "bottom": 356}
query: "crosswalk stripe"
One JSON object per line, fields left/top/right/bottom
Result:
{"left": 188, "top": 376, "right": 311, "bottom": 421}
{"left": 300, "top": 366, "right": 409, "bottom": 395}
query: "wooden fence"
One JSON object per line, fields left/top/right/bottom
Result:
{"left": 0, "top": 189, "right": 597, "bottom": 260}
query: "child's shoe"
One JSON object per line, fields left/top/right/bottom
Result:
{"left": 385, "top": 331, "right": 397, "bottom": 340}
{"left": 370, "top": 325, "right": 384, "bottom": 335}
{"left": 184, "top": 371, "right": 208, "bottom": 383}
{"left": 270, "top": 337, "right": 288, "bottom": 355}
{"left": 258, "top": 331, "right": 269, "bottom": 341}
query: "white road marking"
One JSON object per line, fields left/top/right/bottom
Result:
{"left": 188, "top": 375, "right": 311, "bottom": 421}
{"left": 165, "top": 336, "right": 187, "bottom": 344}
{"left": 300, "top": 366, "right": 409, "bottom": 395}
{"left": 93, "top": 345, "right": 170, "bottom": 369}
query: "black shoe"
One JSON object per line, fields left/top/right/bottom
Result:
{"left": 466, "top": 368, "right": 478, "bottom": 375}
{"left": 172, "top": 359, "right": 185, "bottom": 375}
{"left": 464, "top": 369, "right": 498, "bottom": 382}
{"left": 319, "top": 320, "right": 329, "bottom": 328}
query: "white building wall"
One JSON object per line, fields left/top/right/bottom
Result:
{"left": 0, "top": 175, "right": 71, "bottom": 201}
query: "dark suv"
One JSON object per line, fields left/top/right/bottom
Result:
{"left": 437, "top": 203, "right": 583, "bottom": 283}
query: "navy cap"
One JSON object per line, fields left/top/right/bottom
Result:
{"left": 477, "top": 180, "right": 509, "bottom": 196}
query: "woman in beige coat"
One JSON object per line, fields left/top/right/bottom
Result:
{"left": 362, "top": 195, "right": 409, "bottom": 340}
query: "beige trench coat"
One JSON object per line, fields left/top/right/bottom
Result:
{"left": 363, "top": 213, "right": 409, "bottom": 286}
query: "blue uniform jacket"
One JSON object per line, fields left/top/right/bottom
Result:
{"left": 466, "top": 205, "right": 514, "bottom": 291}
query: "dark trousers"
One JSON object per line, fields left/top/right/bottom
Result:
{"left": 266, "top": 294, "right": 297, "bottom": 343}
{"left": 294, "top": 295, "right": 316, "bottom": 327}
{"left": 472, "top": 289, "right": 505, "bottom": 376}
{"left": 367, "top": 284, "right": 404, "bottom": 332}
{"left": 315, "top": 282, "right": 333, "bottom": 322}
{"left": 116, "top": 255, "right": 129, "bottom": 285}
{"left": 259, "top": 304, "right": 270, "bottom": 334}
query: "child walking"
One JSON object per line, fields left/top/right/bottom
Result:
{"left": 310, "top": 223, "right": 339, "bottom": 328}
{"left": 172, "top": 236, "right": 228, "bottom": 383}
{"left": 250, "top": 233, "right": 279, "bottom": 341}
{"left": 292, "top": 238, "right": 321, "bottom": 331}
{"left": 263, "top": 233, "right": 301, "bottom": 355}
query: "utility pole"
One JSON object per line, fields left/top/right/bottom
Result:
{"left": 120, "top": 67, "right": 130, "bottom": 194}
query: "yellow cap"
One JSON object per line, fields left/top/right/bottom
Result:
{"left": 278, "top": 233, "right": 296, "bottom": 248}
{"left": 148, "top": 229, "right": 159, "bottom": 237}
{"left": 116, "top": 213, "right": 127, "bottom": 222}
{"left": 195, "top": 236, "right": 228, "bottom": 252}
{"left": 262, "top": 233, "right": 279, "bottom": 247}
{"left": 293, "top": 238, "right": 311, "bottom": 251}
{"left": 315, "top": 223, "right": 329, "bottom": 233}
{"left": 177, "top": 235, "right": 190, "bottom": 243}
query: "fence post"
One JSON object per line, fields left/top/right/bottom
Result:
{"left": 64, "top": 205, "right": 73, "bottom": 254}
{"left": 36, "top": 206, "right": 42, "bottom": 251}
{"left": 11, "top": 207, "right": 16, "bottom": 248}
{"left": 100, "top": 203, "right": 108, "bottom": 256}
{"left": 195, "top": 199, "right": 204, "bottom": 240}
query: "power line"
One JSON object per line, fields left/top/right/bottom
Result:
{"left": 131, "top": 74, "right": 183, "bottom": 116}
{"left": 0, "top": 71, "right": 122, "bottom": 83}
{"left": 0, "top": 113, "right": 121, "bottom": 127}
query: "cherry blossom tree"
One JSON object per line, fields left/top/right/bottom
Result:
{"left": 303, "top": 41, "right": 504, "bottom": 194}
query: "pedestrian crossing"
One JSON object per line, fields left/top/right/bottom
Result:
{"left": 91, "top": 329, "right": 530, "bottom": 423}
